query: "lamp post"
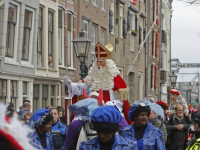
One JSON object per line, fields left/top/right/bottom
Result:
{"left": 72, "top": 30, "right": 91, "bottom": 80}
{"left": 169, "top": 70, "right": 177, "bottom": 89}
{"left": 188, "top": 82, "right": 193, "bottom": 104}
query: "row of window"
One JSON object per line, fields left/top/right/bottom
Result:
{"left": 6, "top": 2, "right": 74, "bottom": 69}
{"left": 0, "top": 79, "right": 59, "bottom": 111}
{"left": 6, "top": 3, "right": 33, "bottom": 61}
{"left": 84, "top": 0, "right": 106, "bottom": 11}
{"left": 82, "top": 19, "right": 106, "bottom": 63}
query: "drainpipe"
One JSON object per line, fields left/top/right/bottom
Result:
{"left": 158, "top": 0, "right": 163, "bottom": 101}
{"left": 145, "top": 0, "right": 148, "bottom": 97}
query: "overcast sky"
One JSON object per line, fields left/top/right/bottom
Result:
{"left": 171, "top": 0, "right": 200, "bottom": 82}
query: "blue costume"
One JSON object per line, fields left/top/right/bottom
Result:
{"left": 121, "top": 102, "right": 166, "bottom": 150}
{"left": 51, "top": 122, "right": 67, "bottom": 150}
{"left": 30, "top": 131, "right": 54, "bottom": 150}
{"left": 121, "top": 122, "right": 165, "bottom": 150}
{"left": 28, "top": 108, "right": 54, "bottom": 150}
{"left": 79, "top": 105, "right": 129, "bottom": 150}
{"left": 79, "top": 133, "right": 129, "bottom": 150}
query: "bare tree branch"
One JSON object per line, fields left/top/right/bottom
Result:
{"left": 177, "top": 0, "right": 200, "bottom": 5}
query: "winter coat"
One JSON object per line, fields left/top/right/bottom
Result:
{"left": 18, "top": 107, "right": 29, "bottom": 120}
{"left": 186, "top": 138, "right": 200, "bottom": 150}
{"left": 121, "top": 122, "right": 166, "bottom": 150}
{"left": 169, "top": 95, "right": 188, "bottom": 114}
{"left": 165, "top": 114, "right": 191, "bottom": 150}
{"left": 79, "top": 133, "right": 129, "bottom": 150}
{"left": 30, "top": 131, "right": 54, "bottom": 150}
{"left": 152, "top": 119, "right": 167, "bottom": 143}
{"left": 51, "top": 122, "right": 67, "bottom": 150}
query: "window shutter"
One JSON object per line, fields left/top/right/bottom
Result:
{"left": 156, "top": 32, "right": 160, "bottom": 58}
{"left": 152, "top": 30, "right": 155, "bottom": 56}
{"left": 133, "top": 0, "right": 137, "bottom": 5}
{"left": 157, "top": 0, "right": 160, "bottom": 25}
{"left": 123, "top": 18, "right": 127, "bottom": 38}
{"left": 135, "top": 15, "right": 138, "bottom": 31}
{"left": 127, "top": 10, "right": 131, "bottom": 31}
{"left": 139, "top": 26, "right": 142, "bottom": 45}
{"left": 157, "top": 0, "right": 160, "bottom": 14}
{"left": 154, "top": 65, "right": 158, "bottom": 89}
{"left": 143, "top": 28, "right": 146, "bottom": 47}
{"left": 151, "top": 64, "right": 154, "bottom": 88}
{"left": 109, "top": 9, "right": 113, "bottom": 32}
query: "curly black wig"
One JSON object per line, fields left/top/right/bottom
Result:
{"left": 41, "top": 113, "right": 54, "bottom": 126}
{"left": 131, "top": 106, "right": 150, "bottom": 121}
{"left": 92, "top": 122, "right": 119, "bottom": 134}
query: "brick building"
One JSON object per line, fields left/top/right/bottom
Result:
{"left": 108, "top": 0, "right": 147, "bottom": 102}
{"left": 147, "top": 0, "right": 161, "bottom": 101}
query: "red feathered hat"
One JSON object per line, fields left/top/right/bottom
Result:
{"left": 156, "top": 100, "right": 169, "bottom": 110}
{"left": 0, "top": 103, "right": 35, "bottom": 150}
{"left": 169, "top": 89, "right": 181, "bottom": 95}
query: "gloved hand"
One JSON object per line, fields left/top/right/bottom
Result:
{"left": 61, "top": 75, "right": 72, "bottom": 86}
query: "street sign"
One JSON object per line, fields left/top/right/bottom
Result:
{"left": 171, "top": 58, "right": 200, "bottom": 73}
{"left": 172, "top": 63, "right": 200, "bottom": 68}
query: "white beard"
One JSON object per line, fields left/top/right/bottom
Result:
{"left": 84, "top": 59, "right": 120, "bottom": 91}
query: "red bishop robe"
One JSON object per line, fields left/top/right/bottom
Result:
{"left": 72, "top": 75, "right": 132, "bottom": 124}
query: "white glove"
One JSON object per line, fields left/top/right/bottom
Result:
{"left": 61, "top": 75, "right": 72, "bottom": 86}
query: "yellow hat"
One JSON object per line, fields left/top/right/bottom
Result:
{"left": 95, "top": 42, "right": 114, "bottom": 59}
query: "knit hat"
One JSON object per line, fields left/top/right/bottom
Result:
{"left": 0, "top": 103, "right": 35, "bottom": 150}
{"left": 90, "top": 105, "right": 121, "bottom": 124}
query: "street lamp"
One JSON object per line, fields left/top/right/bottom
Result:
{"left": 72, "top": 30, "right": 91, "bottom": 79}
{"left": 169, "top": 70, "right": 177, "bottom": 89}
{"left": 188, "top": 82, "right": 193, "bottom": 104}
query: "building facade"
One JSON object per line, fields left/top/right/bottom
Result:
{"left": 0, "top": 0, "right": 173, "bottom": 123}
{"left": 147, "top": 0, "right": 161, "bottom": 102}
{"left": 33, "top": 0, "right": 60, "bottom": 112}
{"left": 0, "top": 0, "right": 39, "bottom": 110}
{"left": 58, "top": 0, "right": 78, "bottom": 125}
{"left": 108, "top": 0, "right": 147, "bottom": 102}
{"left": 160, "top": 0, "right": 173, "bottom": 103}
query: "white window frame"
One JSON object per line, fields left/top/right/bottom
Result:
{"left": 58, "top": 8, "right": 64, "bottom": 67}
{"left": 22, "top": 81, "right": 28, "bottom": 101}
{"left": 91, "top": 24, "right": 97, "bottom": 61}
{"left": 138, "top": 72, "right": 143, "bottom": 101}
{"left": 67, "top": 13, "right": 73, "bottom": 68}
{"left": 37, "top": 7, "right": 43, "bottom": 67}
{"left": 5, "top": 1, "right": 20, "bottom": 65}
{"left": 93, "top": 0, "right": 98, "bottom": 7}
{"left": 83, "top": 20, "right": 89, "bottom": 38}
{"left": 119, "top": 4, "right": 123, "bottom": 38}
{"left": 21, "top": 6, "right": 35, "bottom": 68}
{"left": 101, "top": 0, "right": 106, "bottom": 11}
{"left": 111, "top": 0, "right": 115, "bottom": 34}
{"left": 100, "top": 28, "right": 105, "bottom": 46}
{"left": 50, "top": 85, "right": 55, "bottom": 107}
